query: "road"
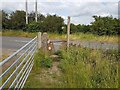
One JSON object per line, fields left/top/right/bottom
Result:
{"left": 52, "top": 40, "right": 118, "bottom": 51}
{"left": 1, "top": 36, "right": 119, "bottom": 56}
{"left": 1, "top": 36, "right": 32, "bottom": 55}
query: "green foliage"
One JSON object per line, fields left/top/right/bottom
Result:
{"left": 34, "top": 49, "right": 53, "bottom": 70}
{"left": 25, "top": 22, "right": 45, "bottom": 32}
{"left": 25, "top": 46, "right": 118, "bottom": 88}
{"left": 58, "top": 47, "right": 119, "bottom": 88}
{"left": 2, "top": 10, "right": 120, "bottom": 36}
{"left": 43, "top": 57, "right": 53, "bottom": 68}
{"left": 90, "top": 16, "right": 120, "bottom": 35}
{"left": 25, "top": 14, "right": 64, "bottom": 33}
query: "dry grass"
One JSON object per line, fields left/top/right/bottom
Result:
{"left": 1, "top": 30, "right": 118, "bottom": 43}
{"left": 2, "top": 30, "right": 37, "bottom": 38}
{"left": 49, "top": 33, "right": 118, "bottom": 44}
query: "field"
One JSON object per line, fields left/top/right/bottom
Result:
{"left": 24, "top": 46, "right": 119, "bottom": 88}
{"left": 1, "top": 30, "right": 119, "bottom": 43}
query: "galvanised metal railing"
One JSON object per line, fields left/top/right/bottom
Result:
{"left": 0, "top": 36, "right": 37, "bottom": 89}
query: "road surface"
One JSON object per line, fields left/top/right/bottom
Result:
{"left": 1, "top": 36, "right": 119, "bottom": 56}
{"left": 1, "top": 36, "right": 32, "bottom": 55}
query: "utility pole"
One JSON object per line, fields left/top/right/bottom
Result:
{"left": 67, "top": 16, "right": 70, "bottom": 50}
{"left": 118, "top": 1, "right": 120, "bottom": 19}
{"left": 35, "top": 0, "right": 38, "bottom": 22}
{"left": 26, "top": 0, "right": 28, "bottom": 24}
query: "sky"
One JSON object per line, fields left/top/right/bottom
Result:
{"left": 0, "top": 0, "right": 119, "bottom": 25}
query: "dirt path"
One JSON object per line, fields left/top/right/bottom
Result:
{"left": 33, "top": 61, "right": 62, "bottom": 88}
{"left": 40, "top": 62, "right": 60, "bottom": 81}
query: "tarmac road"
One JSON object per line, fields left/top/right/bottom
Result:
{"left": 1, "top": 36, "right": 119, "bottom": 56}
{"left": 1, "top": 36, "right": 32, "bottom": 54}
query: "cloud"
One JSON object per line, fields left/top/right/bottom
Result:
{"left": 1, "top": 0, "right": 119, "bottom": 24}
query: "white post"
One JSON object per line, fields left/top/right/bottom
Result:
{"left": 26, "top": 0, "right": 28, "bottom": 24}
{"left": 35, "top": 0, "right": 38, "bottom": 22}
{"left": 118, "top": 1, "right": 120, "bottom": 19}
{"left": 38, "top": 32, "right": 41, "bottom": 49}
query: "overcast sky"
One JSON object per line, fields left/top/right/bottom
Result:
{"left": 0, "top": 0, "right": 119, "bottom": 25}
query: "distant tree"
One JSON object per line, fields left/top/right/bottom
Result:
{"left": 29, "top": 11, "right": 35, "bottom": 23}
{"left": 2, "top": 10, "right": 11, "bottom": 29}
{"left": 70, "top": 23, "right": 78, "bottom": 34}
{"left": 29, "top": 12, "right": 45, "bottom": 23}
{"left": 10, "top": 10, "right": 26, "bottom": 29}
{"left": 25, "top": 14, "right": 64, "bottom": 33}
{"left": 2, "top": 10, "right": 119, "bottom": 36}
{"left": 91, "top": 16, "right": 120, "bottom": 35}
{"left": 43, "top": 14, "right": 64, "bottom": 33}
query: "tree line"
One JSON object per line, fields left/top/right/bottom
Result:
{"left": 2, "top": 10, "right": 120, "bottom": 36}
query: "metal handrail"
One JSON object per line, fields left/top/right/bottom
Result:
{"left": 0, "top": 36, "right": 38, "bottom": 89}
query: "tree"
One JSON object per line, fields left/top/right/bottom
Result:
{"left": 2, "top": 10, "right": 10, "bottom": 29}
{"left": 10, "top": 10, "right": 26, "bottom": 29}
{"left": 70, "top": 23, "right": 78, "bottom": 34}
{"left": 25, "top": 14, "right": 64, "bottom": 33}
{"left": 29, "top": 12, "right": 45, "bottom": 23}
{"left": 90, "top": 16, "right": 119, "bottom": 35}
{"left": 43, "top": 14, "right": 64, "bottom": 33}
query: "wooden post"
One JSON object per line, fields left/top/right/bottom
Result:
{"left": 26, "top": 0, "right": 28, "bottom": 24}
{"left": 38, "top": 32, "right": 41, "bottom": 49}
{"left": 67, "top": 16, "right": 70, "bottom": 50}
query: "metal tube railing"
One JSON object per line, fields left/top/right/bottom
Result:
{"left": 0, "top": 36, "right": 38, "bottom": 89}
{"left": 0, "top": 36, "right": 37, "bottom": 66}
{"left": 20, "top": 62, "right": 33, "bottom": 89}
{"left": 17, "top": 60, "right": 34, "bottom": 89}
{"left": 0, "top": 40, "right": 37, "bottom": 80}
{"left": 9, "top": 49, "right": 35, "bottom": 88}
{"left": 0, "top": 43, "right": 37, "bottom": 89}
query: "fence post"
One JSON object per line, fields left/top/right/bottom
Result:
{"left": 67, "top": 16, "right": 70, "bottom": 51}
{"left": 41, "top": 32, "right": 48, "bottom": 53}
{"left": 38, "top": 32, "right": 42, "bottom": 49}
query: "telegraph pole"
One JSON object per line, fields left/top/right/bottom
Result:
{"left": 26, "top": 0, "right": 28, "bottom": 24}
{"left": 35, "top": 0, "right": 38, "bottom": 22}
{"left": 118, "top": 1, "right": 120, "bottom": 19}
{"left": 67, "top": 16, "right": 70, "bottom": 50}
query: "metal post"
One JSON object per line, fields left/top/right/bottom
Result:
{"left": 67, "top": 16, "right": 70, "bottom": 50}
{"left": 35, "top": 0, "right": 38, "bottom": 22}
{"left": 38, "top": 32, "right": 41, "bottom": 49}
{"left": 26, "top": 0, "right": 28, "bottom": 24}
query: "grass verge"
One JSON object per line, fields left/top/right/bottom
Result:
{"left": 1, "top": 30, "right": 119, "bottom": 43}
{"left": 24, "top": 46, "right": 119, "bottom": 88}
{"left": 2, "top": 30, "right": 37, "bottom": 38}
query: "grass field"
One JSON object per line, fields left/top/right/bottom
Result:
{"left": 1, "top": 30, "right": 119, "bottom": 43}
{"left": 24, "top": 46, "right": 119, "bottom": 88}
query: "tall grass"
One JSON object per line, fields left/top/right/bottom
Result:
{"left": 1, "top": 30, "right": 118, "bottom": 43}
{"left": 48, "top": 33, "right": 118, "bottom": 43}
{"left": 24, "top": 46, "right": 119, "bottom": 88}
{"left": 57, "top": 47, "right": 119, "bottom": 88}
